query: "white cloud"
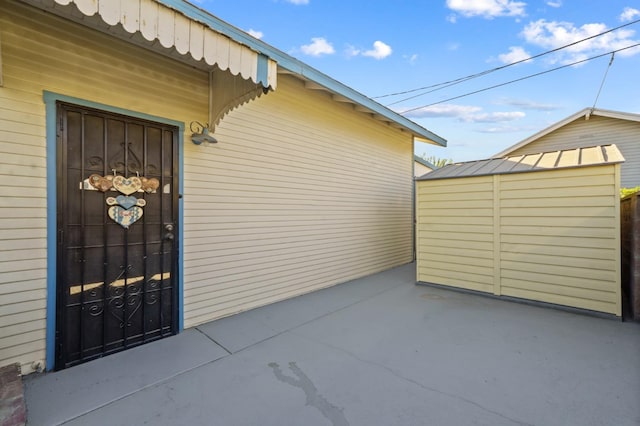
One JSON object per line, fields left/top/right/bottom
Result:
{"left": 446, "top": 0, "right": 527, "bottom": 19}
{"left": 447, "top": 42, "right": 461, "bottom": 51}
{"left": 620, "top": 7, "right": 640, "bottom": 22}
{"left": 402, "top": 104, "right": 525, "bottom": 124}
{"left": 345, "top": 41, "right": 392, "bottom": 60}
{"left": 345, "top": 45, "right": 361, "bottom": 58}
{"left": 462, "top": 111, "right": 526, "bottom": 123}
{"left": 495, "top": 98, "right": 559, "bottom": 110}
{"left": 497, "top": 46, "right": 532, "bottom": 64}
{"left": 405, "top": 53, "right": 419, "bottom": 64}
{"left": 300, "top": 37, "right": 335, "bottom": 56}
{"left": 362, "top": 41, "right": 393, "bottom": 60}
{"left": 247, "top": 29, "right": 264, "bottom": 39}
{"left": 521, "top": 19, "right": 640, "bottom": 62}
{"left": 401, "top": 104, "right": 482, "bottom": 119}
{"left": 285, "top": 0, "right": 309, "bottom": 4}
{"left": 546, "top": 1, "right": 562, "bottom": 7}
{"left": 478, "top": 125, "right": 532, "bottom": 133}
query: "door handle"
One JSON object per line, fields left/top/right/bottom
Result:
{"left": 164, "top": 224, "right": 174, "bottom": 241}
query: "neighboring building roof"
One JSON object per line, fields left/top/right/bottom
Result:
{"left": 414, "top": 156, "right": 437, "bottom": 170}
{"left": 24, "top": 0, "right": 446, "bottom": 146}
{"left": 417, "top": 145, "right": 625, "bottom": 181}
{"left": 494, "top": 108, "right": 640, "bottom": 157}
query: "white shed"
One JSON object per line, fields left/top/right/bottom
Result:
{"left": 416, "top": 145, "right": 625, "bottom": 316}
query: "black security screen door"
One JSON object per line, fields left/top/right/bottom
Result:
{"left": 56, "top": 102, "right": 179, "bottom": 370}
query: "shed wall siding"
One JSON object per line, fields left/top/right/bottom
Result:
{"left": 1, "top": 2, "right": 414, "bottom": 371}
{"left": 416, "top": 176, "right": 495, "bottom": 293}
{"left": 498, "top": 166, "right": 620, "bottom": 314}
{"left": 507, "top": 116, "right": 640, "bottom": 187}
{"left": 183, "top": 75, "right": 413, "bottom": 327}
{"left": 416, "top": 166, "right": 621, "bottom": 315}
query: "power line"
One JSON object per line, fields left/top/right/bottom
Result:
{"left": 399, "top": 43, "right": 640, "bottom": 115}
{"left": 591, "top": 52, "right": 615, "bottom": 111}
{"left": 375, "top": 17, "right": 640, "bottom": 104}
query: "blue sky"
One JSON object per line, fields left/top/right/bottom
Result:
{"left": 196, "top": 0, "right": 640, "bottom": 162}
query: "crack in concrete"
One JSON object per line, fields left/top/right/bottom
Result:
{"left": 195, "top": 327, "right": 233, "bottom": 355}
{"left": 295, "top": 334, "right": 534, "bottom": 426}
{"left": 269, "top": 362, "right": 349, "bottom": 426}
{"left": 209, "top": 279, "right": 409, "bottom": 357}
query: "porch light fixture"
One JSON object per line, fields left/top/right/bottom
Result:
{"left": 190, "top": 121, "right": 218, "bottom": 146}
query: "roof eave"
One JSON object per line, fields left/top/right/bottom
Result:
{"left": 413, "top": 156, "right": 437, "bottom": 170}
{"left": 158, "top": 0, "right": 447, "bottom": 146}
{"left": 495, "top": 107, "right": 640, "bottom": 157}
{"left": 280, "top": 63, "right": 447, "bottom": 146}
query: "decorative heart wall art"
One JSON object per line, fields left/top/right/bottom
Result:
{"left": 88, "top": 173, "right": 154, "bottom": 229}
{"left": 141, "top": 177, "right": 160, "bottom": 193}
{"left": 88, "top": 174, "right": 114, "bottom": 192}
{"left": 108, "top": 206, "right": 144, "bottom": 229}
{"left": 106, "top": 195, "right": 146, "bottom": 229}
{"left": 86, "top": 174, "right": 158, "bottom": 194}
{"left": 106, "top": 196, "right": 147, "bottom": 209}
{"left": 112, "top": 176, "right": 142, "bottom": 195}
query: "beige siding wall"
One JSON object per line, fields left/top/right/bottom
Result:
{"left": 0, "top": 1, "right": 208, "bottom": 373}
{"left": 416, "top": 176, "right": 495, "bottom": 293}
{"left": 183, "top": 75, "right": 413, "bottom": 327}
{"left": 499, "top": 166, "right": 620, "bottom": 314}
{"left": 1, "top": 2, "right": 414, "bottom": 372}
{"left": 508, "top": 116, "right": 640, "bottom": 187}
{"left": 416, "top": 166, "right": 621, "bottom": 315}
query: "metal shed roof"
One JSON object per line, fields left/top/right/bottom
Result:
{"left": 416, "top": 144, "right": 625, "bottom": 181}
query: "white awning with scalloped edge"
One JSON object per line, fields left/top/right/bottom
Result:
{"left": 47, "top": 0, "right": 276, "bottom": 88}
{"left": 21, "top": 0, "right": 277, "bottom": 130}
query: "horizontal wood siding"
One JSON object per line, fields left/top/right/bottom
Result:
{"left": 0, "top": 2, "right": 208, "bottom": 373}
{"left": 416, "top": 165, "right": 621, "bottom": 315}
{"left": 416, "top": 176, "right": 494, "bottom": 293}
{"left": 2, "top": 2, "right": 416, "bottom": 371}
{"left": 499, "top": 166, "right": 620, "bottom": 314}
{"left": 508, "top": 115, "right": 640, "bottom": 187}
{"left": 183, "top": 75, "right": 413, "bottom": 326}
{"left": 0, "top": 2, "right": 413, "bottom": 373}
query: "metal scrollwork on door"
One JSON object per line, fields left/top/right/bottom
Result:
{"left": 86, "top": 172, "right": 160, "bottom": 229}
{"left": 103, "top": 267, "right": 164, "bottom": 329}
{"left": 107, "top": 270, "right": 143, "bottom": 328}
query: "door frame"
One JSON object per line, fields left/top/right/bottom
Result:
{"left": 43, "top": 91, "right": 185, "bottom": 371}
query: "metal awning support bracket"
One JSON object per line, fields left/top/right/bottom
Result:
{"left": 208, "top": 56, "right": 276, "bottom": 132}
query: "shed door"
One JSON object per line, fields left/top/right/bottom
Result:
{"left": 56, "top": 103, "right": 179, "bottom": 370}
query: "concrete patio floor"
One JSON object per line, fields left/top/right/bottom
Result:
{"left": 23, "top": 263, "right": 640, "bottom": 426}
